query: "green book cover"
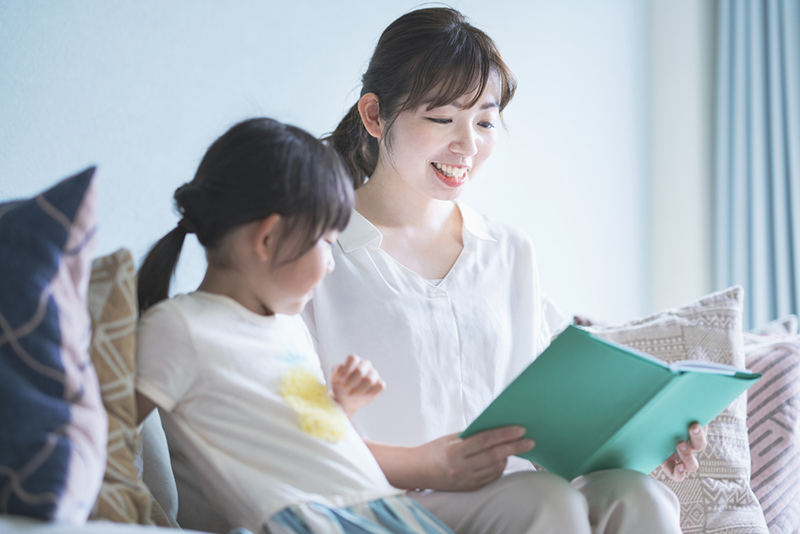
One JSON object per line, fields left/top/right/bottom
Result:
{"left": 460, "top": 325, "right": 761, "bottom": 481}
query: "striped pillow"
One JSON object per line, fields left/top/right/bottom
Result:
{"left": 0, "top": 167, "right": 107, "bottom": 523}
{"left": 745, "top": 333, "right": 800, "bottom": 534}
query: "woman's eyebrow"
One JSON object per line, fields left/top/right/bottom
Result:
{"left": 448, "top": 100, "right": 500, "bottom": 110}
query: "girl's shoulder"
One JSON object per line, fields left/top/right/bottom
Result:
{"left": 138, "top": 292, "right": 231, "bottom": 341}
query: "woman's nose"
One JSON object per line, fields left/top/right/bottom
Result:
{"left": 450, "top": 125, "right": 478, "bottom": 156}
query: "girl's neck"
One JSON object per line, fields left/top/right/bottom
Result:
{"left": 197, "top": 266, "right": 273, "bottom": 316}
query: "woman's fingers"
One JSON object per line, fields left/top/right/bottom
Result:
{"left": 459, "top": 427, "right": 534, "bottom": 465}
{"left": 468, "top": 438, "right": 535, "bottom": 472}
{"left": 676, "top": 440, "right": 699, "bottom": 472}
{"left": 662, "top": 424, "right": 707, "bottom": 481}
{"left": 676, "top": 424, "right": 706, "bottom": 474}
{"left": 688, "top": 423, "right": 707, "bottom": 452}
{"left": 424, "top": 431, "right": 530, "bottom": 491}
{"left": 662, "top": 451, "right": 686, "bottom": 482}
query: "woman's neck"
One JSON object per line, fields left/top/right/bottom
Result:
{"left": 354, "top": 168, "right": 465, "bottom": 280}
{"left": 355, "top": 171, "right": 455, "bottom": 232}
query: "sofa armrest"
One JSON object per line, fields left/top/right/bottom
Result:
{"left": 141, "top": 409, "right": 179, "bottom": 527}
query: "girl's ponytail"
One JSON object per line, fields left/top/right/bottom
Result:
{"left": 137, "top": 225, "right": 190, "bottom": 315}
{"left": 325, "top": 103, "right": 377, "bottom": 189}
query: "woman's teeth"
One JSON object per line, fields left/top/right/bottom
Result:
{"left": 432, "top": 163, "right": 467, "bottom": 179}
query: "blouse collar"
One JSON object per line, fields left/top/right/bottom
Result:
{"left": 337, "top": 201, "right": 495, "bottom": 254}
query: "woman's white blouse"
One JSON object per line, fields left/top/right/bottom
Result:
{"left": 303, "top": 202, "right": 567, "bottom": 447}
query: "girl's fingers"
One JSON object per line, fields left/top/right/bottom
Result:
{"left": 345, "top": 360, "right": 382, "bottom": 392}
{"left": 344, "top": 361, "right": 370, "bottom": 390}
{"left": 333, "top": 355, "right": 359, "bottom": 380}
{"left": 361, "top": 380, "right": 385, "bottom": 398}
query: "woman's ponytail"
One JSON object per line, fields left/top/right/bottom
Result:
{"left": 137, "top": 225, "right": 189, "bottom": 315}
{"left": 325, "top": 103, "right": 378, "bottom": 189}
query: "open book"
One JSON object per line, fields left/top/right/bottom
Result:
{"left": 460, "top": 325, "right": 761, "bottom": 481}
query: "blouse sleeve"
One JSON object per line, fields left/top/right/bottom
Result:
{"left": 539, "top": 293, "right": 569, "bottom": 346}
{"left": 136, "top": 302, "right": 198, "bottom": 412}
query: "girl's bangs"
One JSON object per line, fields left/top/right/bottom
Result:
{"left": 273, "top": 148, "right": 353, "bottom": 266}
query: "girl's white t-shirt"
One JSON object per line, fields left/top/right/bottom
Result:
{"left": 136, "top": 292, "right": 400, "bottom": 532}
{"left": 303, "top": 203, "right": 568, "bottom": 456}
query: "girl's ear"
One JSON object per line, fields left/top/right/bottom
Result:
{"left": 253, "top": 214, "right": 283, "bottom": 262}
{"left": 357, "top": 93, "right": 383, "bottom": 139}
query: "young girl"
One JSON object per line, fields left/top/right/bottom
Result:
{"left": 304, "top": 7, "right": 707, "bottom": 534}
{"left": 133, "top": 117, "right": 456, "bottom": 534}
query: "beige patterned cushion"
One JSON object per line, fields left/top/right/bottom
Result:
{"left": 87, "top": 249, "right": 169, "bottom": 526}
{"left": 589, "top": 286, "right": 768, "bottom": 534}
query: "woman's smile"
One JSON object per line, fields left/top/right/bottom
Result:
{"left": 432, "top": 162, "right": 469, "bottom": 187}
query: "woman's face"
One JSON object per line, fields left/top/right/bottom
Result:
{"left": 377, "top": 73, "right": 501, "bottom": 201}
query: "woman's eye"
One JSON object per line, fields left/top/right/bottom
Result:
{"left": 479, "top": 121, "right": 496, "bottom": 129}
{"left": 426, "top": 118, "right": 452, "bottom": 124}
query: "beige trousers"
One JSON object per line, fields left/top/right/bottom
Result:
{"left": 408, "top": 469, "right": 681, "bottom": 534}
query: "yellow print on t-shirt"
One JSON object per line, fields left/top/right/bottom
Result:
{"left": 279, "top": 367, "right": 347, "bottom": 442}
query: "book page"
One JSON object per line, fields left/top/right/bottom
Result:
{"left": 670, "top": 360, "right": 748, "bottom": 375}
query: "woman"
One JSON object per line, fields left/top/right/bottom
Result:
{"left": 304, "top": 7, "right": 705, "bottom": 533}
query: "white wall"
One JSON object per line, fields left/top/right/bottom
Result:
{"left": 649, "top": 0, "right": 715, "bottom": 312}
{"left": 0, "top": 0, "right": 652, "bottom": 323}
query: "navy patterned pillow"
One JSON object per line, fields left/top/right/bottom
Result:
{"left": 0, "top": 167, "right": 107, "bottom": 523}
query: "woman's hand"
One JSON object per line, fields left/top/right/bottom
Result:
{"left": 331, "top": 354, "right": 386, "bottom": 418}
{"left": 415, "top": 427, "right": 535, "bottom": 491}
{"left": 660, "top": 423, "right": 707, "bottom": 481}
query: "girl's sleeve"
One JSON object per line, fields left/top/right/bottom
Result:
{"left": 136, "top": 303, "right": 198, "bottom": 412}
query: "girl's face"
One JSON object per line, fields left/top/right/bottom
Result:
{"left": 263, "top": 229, "right": 338, "bottom": 315}
{"left": 378, "top": 73, "right": 501, "bottom": 200}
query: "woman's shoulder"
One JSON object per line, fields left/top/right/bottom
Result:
{"left": 457, "top": 202, "right": 535, "bottom": 251}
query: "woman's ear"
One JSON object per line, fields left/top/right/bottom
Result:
{"left": 253, "top": 214, "right": 282, "bottom": 262}
{"left": 357, "top": 93, "right": 383, "bottom": 139}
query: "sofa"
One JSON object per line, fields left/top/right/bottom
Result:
{"left": 2, "top": 169, "right": 800, "bottom": 534}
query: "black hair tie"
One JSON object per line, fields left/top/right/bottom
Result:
{"left": 177, "top": 217, "right": 197, "bottom": 234}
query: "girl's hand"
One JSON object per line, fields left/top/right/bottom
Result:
{"left": 331, "top": 355, "right": 386, "bottom": 418}
{"left": 660, "top": 423, "right": 707, "bottom": 481}
{"left": 416, "top": 427, "right": 536, "bottom": 491}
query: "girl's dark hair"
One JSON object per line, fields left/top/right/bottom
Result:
{"left": 137, "top": 117, "right": 354, "bottom": 314}
{"left": 326, "top": 7, "right": 517, "bottom": 187}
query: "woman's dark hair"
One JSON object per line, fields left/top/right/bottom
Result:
{"left": 326, "top": 7, "right": 517, "bottom": 187}
{"left": 137, "top": 117, "right": 354, "bottom": 314}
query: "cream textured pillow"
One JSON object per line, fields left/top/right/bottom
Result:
{"left": 588, "top": 286, "right": 768, "bottom": 534}
{"left": 87, "top": 249, "right": 169, "bottom": 526}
